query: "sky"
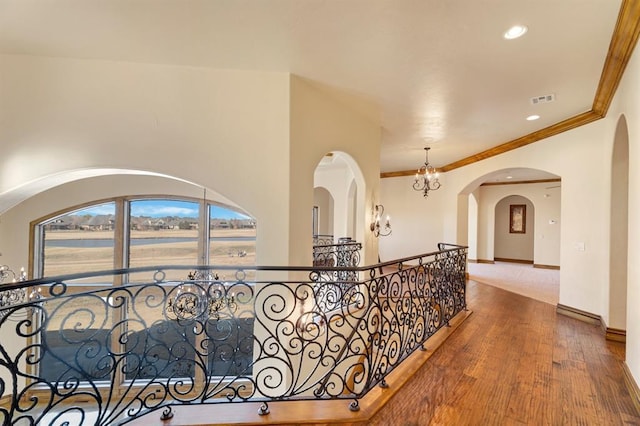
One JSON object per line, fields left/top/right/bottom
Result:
{"left": 76, "top": 200, "right": 251, "bottom": 219}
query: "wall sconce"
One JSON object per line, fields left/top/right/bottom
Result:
{"left": 370, "top": 204, "right": 391, "bottom": 237}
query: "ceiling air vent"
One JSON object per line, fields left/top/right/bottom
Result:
{"left": 530, "top": 94, "right": 555, "bottom": 105}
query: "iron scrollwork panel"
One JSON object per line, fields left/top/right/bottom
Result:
{"left": 0, "top": 244, "right": 467, "bottom": 425}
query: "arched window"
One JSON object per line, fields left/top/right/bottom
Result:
{"left": 34, "top": 196, "right": 256, "bottom": 281}
{"left": 32, "top": 196, "right": 257, "bottom": 387}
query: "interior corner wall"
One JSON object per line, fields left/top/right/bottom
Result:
{"left": 313, "top": 186, "right": 334, "bottom": 236}
{"left": 466, "top": 192, "right": 479, "bottom": 260}
{"left": 314, "top": 165, "right": 354, "bottom": 240}
{"left": 608, "top": 116, "right": 629, "bottom": 332}
{"left": 0, "top": 54, "right": 292, "bottom": 266}
{"left": 606, "top": 41, "right": 640, "bottom": 385}
{"left": 456, "top": 193, "right": 469, "bottom": 247}
{"left": 289, "top": 77, "right": 381, "bottom": 266}
{"left": 477, "top": 184, "right": 559, "bottom": 266}
{"left": 379, "top": 174, "right": 448, "bottom": 260}
{"left": 381, "top": 119, "right": 608, "bottom": 317}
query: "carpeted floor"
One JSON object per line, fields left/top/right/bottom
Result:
{"left": 467, "top": 261, "right": 559, "bottom": 305}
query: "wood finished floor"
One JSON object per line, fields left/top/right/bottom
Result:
{"left": 367, "top": 280, "right": 639, "bottom": 426}
{"left": 139, "top": 280, "right": 639, "bottom": 425}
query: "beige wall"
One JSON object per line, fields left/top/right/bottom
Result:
{"left": 379, "top": 40, "right": 640, "bottom": 388}
{"left": 380, "top": 122, "right": 606, "bottom": 315}
{"left": 0, "top": 54, "right": 293, "bottom": 266}
{"left": 379, "top": 173, "right": 448, "bottom": 260}
{"left": 3, "top": 37, "right": 640, "bottom": 394}
{"left": 0, "top": 58, "right": 382, "bottom": 394}
{"left": 475, "top": 184, "right": 560, "bottom": 266}
{"left": 289, "top": 77, "right": 381, "bottom": 265}
{"left": 313, "top": 187, "right": 334, "bottom": 236}
{"left": 0, "top": 56, "right": 381, "bottom": 268}
{"left": 493, "top": 195, "right": 535, "bottom": 262}
{"left": 607, "top": 38, "right": 640, "bottom": 386}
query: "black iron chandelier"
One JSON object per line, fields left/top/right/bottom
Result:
{"left": 412, "top": 147, "right": 441, "bottom": 197}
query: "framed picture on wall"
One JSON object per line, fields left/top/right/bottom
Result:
{"left": 509, "top": 204, "right": 526, "bottom": 234}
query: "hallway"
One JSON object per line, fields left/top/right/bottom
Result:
{"left": 368, "top": 279, "right": 638, "bottom": 425}
{"left": 467, "top": 261, "right": 560, "bottom": 305}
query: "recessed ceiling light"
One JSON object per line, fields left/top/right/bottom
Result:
{"left": 504, "top": 25, "right": 528, "bottom": 40}
{"left": 527, "top": 115, "right": 540, "bottom": 121}
{"left": 506, "top": 175, "right": 513, "bottom": 179}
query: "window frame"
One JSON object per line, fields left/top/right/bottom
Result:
{"left": 32, "top": 195, "right": 254, "bottom": 280}
{"left": 27, "top": 194, "right": 257, "bottom": 396}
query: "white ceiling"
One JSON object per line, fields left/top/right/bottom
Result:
{"left": 0, "top": 0, "right": 623, "bottom": 175}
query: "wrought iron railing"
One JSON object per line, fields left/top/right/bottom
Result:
{"left": 312, "top": 238, "right": 362, "bottom": 311}
{"left": 312, "top": 234, "right": 334, "bottom": 247}
{"left": 313, "top": 237, "right": 361, "bottom": 273}
{"left": 0, "top": 243, "right": 467, "bottom": 425}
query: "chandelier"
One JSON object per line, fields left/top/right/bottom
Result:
{"left": 412, "top": 147, "right": 441, "bottom": 197}
{"left": 166, "top": 270, "right": 236, "bottom": 321}
{"left": 0, "top": 265, "right": 26, "bottom": 284}
{"left": 0, "top": 265, "right": 40, "bottom": 320}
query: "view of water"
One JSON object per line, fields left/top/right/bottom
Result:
{"left": 45, "top": 237, "right": 255, "bottom": 248}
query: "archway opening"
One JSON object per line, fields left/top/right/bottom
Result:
{"left": 313, "top": 152, "right": 363, "bottom": 243}
{"left": 608, "top": 114, "right": 629, "bottom": 338}
{"left": 458, "top": 168, "right": 561, "bottom": 305}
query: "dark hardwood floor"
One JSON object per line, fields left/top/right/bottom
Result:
{"left": 368, "top": 280, "right": 640, "bottom": 425}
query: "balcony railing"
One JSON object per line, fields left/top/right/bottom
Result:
{"left": 312, "top": 234, "right": 335, "bottom": 247}
{"left": 0, "top": 243, "right": 467, "bottom": 425}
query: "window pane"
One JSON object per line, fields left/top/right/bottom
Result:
{"left": 209, "top": 205, "right": 256, "bottom": 280}
{"left": 42, "top": 203, "right": 116, "bottom": 277}
{"left": 124, "top": 284, "right": 197, "bottom": 380}
{"left": 129, "top": 199, "right": 200, "bottom": 281}
{"left": 39, "top": 290, "right": 118, "bottom": 383}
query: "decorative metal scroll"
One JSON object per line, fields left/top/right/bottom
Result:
{"left": 312, "top": 234, "right": 334, "bottom": 247}
{"left": 0, "top": 244, "right": 467, "bottom": 425}
{"left": 312, "top": 238, "right": 361, "bottom": 274}
{"left": 312, "top": 238, "right": 362, "bottom": 311}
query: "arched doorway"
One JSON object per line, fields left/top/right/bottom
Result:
{"left": 458, "top": 168, "right": 560, "bottom": 266}
{"left": 608, "top": 115, "right": 629, "bottom": 340}
{"left": 313, "top": 152, "right": 363, "bottom": 242}
{"left": 458, "top": 168, "right": 561, "bottom": 305}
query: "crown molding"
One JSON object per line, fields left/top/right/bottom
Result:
{"left": 480, "top": 178, "right": 561, "bottom": 187}
{"left": 381, "top": 0, "right": 640, "bottom": 179}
